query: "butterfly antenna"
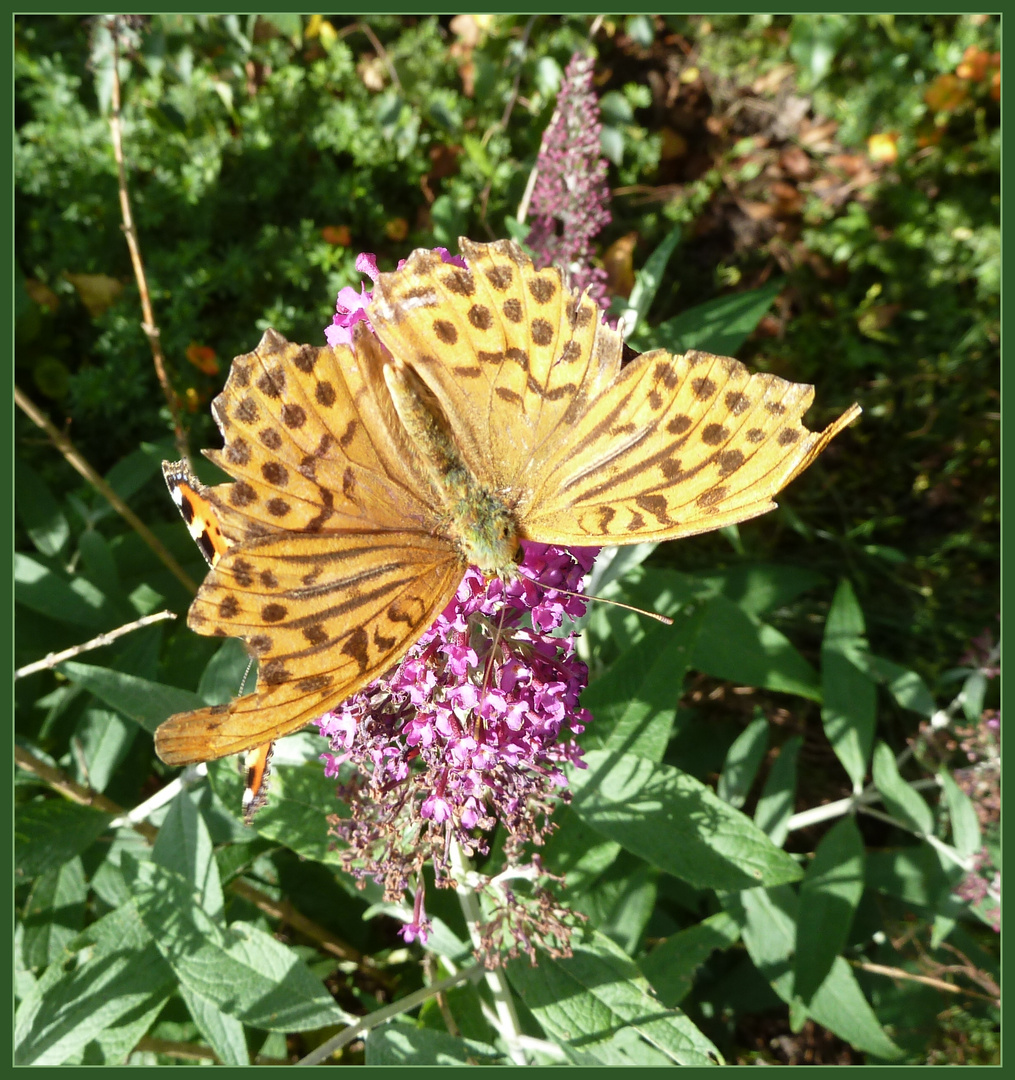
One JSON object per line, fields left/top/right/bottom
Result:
{"left": 551, "top": 584, "right": 674, "bottom": 626}
{"left": 238, "top": 657, "right": 257, "bottom": 695}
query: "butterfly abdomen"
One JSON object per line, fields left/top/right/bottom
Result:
{"left": 382, "top": 357, "right": 521, "bottom": 576}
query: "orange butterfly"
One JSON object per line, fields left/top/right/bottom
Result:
{"left": 156, "top": 239, "right": 860, "bottom": 773}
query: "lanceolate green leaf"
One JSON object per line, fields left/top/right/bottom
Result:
{"left": 123, "top": 856, "right": 352, "bottom": 1032}
{"left": 871, "top": 741, "right": 934, "bottom": 835}
{"left": 794, "top": 816, "right": 866, "bottom": 1005}
{"left": 507, "top": 931, "right": 721, "bottom": 1066}
{"left": 14, "top": 938, "right": 174, "bottom": 1066}
{"left": 641, "top": 911, "right": 741, "bottom": 1008}
{"left": 754, "top": 735, "right": 802, "bottom": 847}
{"left": 693, "top": 595, "right": 820, "bottom": 701}
{"left": 569, "top": 750, "right": 802, "bottom": 890}
{"left": 647, "top": 277, "right": 784, "bottom": 357}
{"left": 725, "top": 886, "right": 903, "bottom": 1059}
{"left": 821, "top": 580, "right": 877, "bottom": 790}
{"left": 15, "top": 800, "right": 114, "bottom": 881}
{"left": 582, "top": 613, "right": 704, "bottom": 761}
{"left": 58, "top": 662, "right": 205, "bottom": 734}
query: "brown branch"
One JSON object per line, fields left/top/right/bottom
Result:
{"left": 851, "top": 958, "right": 999, "bottom": 1005}
{"left": 105, "top": 16, "right": 189, "bottom": 462}
{"left": 15, "top": 745, "right": 157, "bottom": 841}
{"left": 15, "top": 386, "right": 198, "bottom": 594}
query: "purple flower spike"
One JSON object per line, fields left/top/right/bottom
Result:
{"left": 526, "top": 52, "right": 613, "bottom": 309}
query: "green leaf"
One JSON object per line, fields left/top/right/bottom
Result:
{"left": 15, "top": 459, "right": 69, "bottom": 557}
{"left": 727, "top": 886, "right": 903, "bottom": 1059}
{"left": 624, "top": 224, "right": 682, "bottom": 331}
{"left": 599, "top": 125, "right": 624, "bottom": 166}
{"left": 58, "top": 662, "right": 206, "bottom": 734}
{"left": 754, "top": 735, "right": 802, "bottom": 846}
{"left": 583, "top": 614, "right": 703, "bottom": 761}
{"left": 570, "top": 850, "right": 657, "bottom": 954}
{"left": 569, "top": 750, "right": 802, "bottom": 890}
{"left": 21, "top": 858, "right": 88, "bottom": 970}
{"left": 208, "top": 753, "right": 347, "bottom": 864}
{"left": 794, "top": 817, "right": 866, "bottom": 1004}
{"left": 152, "top": 791, "right": 225, "bottom": 921}
{"left": 74, "top": 707, "right": 136, "bottom": 793}
{"left": 692, "top": 594, "right": 820, "bottom": 701}
{"left": 196, "top": 638, "right": 251, "bottom": 704}
{"left": 695, "top": 561, "right": 825, "bottom": 619}
{"left": 365, "top": 1023, "right": 503, "bottom": 1065}
{"left": 718, "top": 711, "right": 769, "bottom": 808}
{"left": 179, "top": 985, "right": 250, "bottom": 1066}
{"left": 77, "top": 530, "right": 123, "bottom": 603}
{"left": 540, "top": 805, "right": 622, "bottom": 894}
{"left": 648, "top": 278, "right": 784, "bottom": 357}
{"left": 865, "top": 846, "right": 964, "bottom": 910}
{"left": 507, "top": 931, "right": 721, "bottom": 1066}
{"left": 14, "top": 942, "right": 174, "bottom": 1065}
{"left": 15, "top": 553, "right": 115, "bottom": 629}
{"left": 939, "top": 769, "right": 981, "bottom": 859}
{"left": 80, "top": 996, "right": 170, "bottom": 1065}
{"left": 821, "top": 580, "right": 876, "bottom": 790}
{"left": 641, "top": 911, "right": 741, "bottom": 1007}
{"left": 871, "top": 741, "right": 934, "bottom": 835}
{"left": 462, "top": 133, "right": 493, "bottom": 177}
{"left": 15, "top": 800, "right": 114, "bottom": 881}
{"left": 625, "top": 13, "right": 656, "bottom": 47}
{"left": 851, "top": 652, "right": 936, "bottom": 718}
{"left": 124, "top": 856, "right": 352, "bottom": 1031}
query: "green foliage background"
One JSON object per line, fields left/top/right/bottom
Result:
{"left": 15, "top": 14, "right": 999, "bottom": 1066}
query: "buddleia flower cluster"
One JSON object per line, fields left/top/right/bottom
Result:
{"left": 525, "top": 51, "right": 613, "bottom": 309}
{"left": 320, "top": 253, "right": 596, "bottom": 960}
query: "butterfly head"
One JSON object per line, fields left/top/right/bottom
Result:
{"left": 453, "top": 486, "right": 520, "bottom": 581}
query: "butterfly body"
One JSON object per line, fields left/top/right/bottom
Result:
{"left": 155, "top": 238, "right": 860, "bottom": 769}
{"left": 383, "top": 359, "right": 520, "bottom": 577}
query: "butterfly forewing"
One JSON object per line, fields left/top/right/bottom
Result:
{"left": 369, "top": 239, "right": 625, "bottom": 497}
{"left": 521, "top": 346, "right": 861, "bottom": 544}
{"left": 156, "top": 329, "right": 465, "bottom": 766}
{"left": 202, "top": 329, "right": 443, "bottom": 537}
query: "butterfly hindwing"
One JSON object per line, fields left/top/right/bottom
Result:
{"left": 163, "top": 460, "right": 278, "bottom": 812}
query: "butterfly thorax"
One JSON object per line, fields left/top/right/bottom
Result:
{"left": 442, "top": 473, "right": 520, "bottom": 579}
{"left": 383, "top": 358, "right": 520, "bottom": 577}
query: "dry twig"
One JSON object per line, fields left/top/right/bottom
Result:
{"left": 105, "top": 16, "right": 189, "bottom": 461}
{"left": 15, "top": 610, "right": 177, "bottom": 680}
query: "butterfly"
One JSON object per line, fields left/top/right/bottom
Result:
{"left": 163, "top": 459, "right": 275, "bottom": 820}
{"left": 155, "top": 238, "right": 860, "bottom": 771}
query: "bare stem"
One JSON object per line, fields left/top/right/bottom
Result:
{"left": 15, "top": 610, "right": 177, "bottom": 679}
{"left": 296, "top": 964, "right": 486, "bottom": 1066}
{"left": 449, "top": 840, "right": 528, "bottom": 1065}
{"left": 105, "top": 16, "right": 189, "bottom": 462}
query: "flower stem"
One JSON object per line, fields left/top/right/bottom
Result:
{"left": 449, "top": 839, "right": 528, "bottom": 1065}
